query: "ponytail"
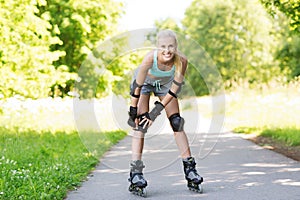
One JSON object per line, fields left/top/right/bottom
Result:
{"left": 174, "top": 53, "right": 182, "bottom": 78}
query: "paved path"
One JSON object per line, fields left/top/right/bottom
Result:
{"left": 66, "top": 130, "right": 300, "bottom": 200}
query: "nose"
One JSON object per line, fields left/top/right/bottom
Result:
{"left": 163, "top": 47, "right": 172, "bottom": 53}
{"left": 163, "top": 48, "right": 169, "bottom": 53}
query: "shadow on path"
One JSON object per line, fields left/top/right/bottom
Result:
{"left": 66, "top": 131, "right": 300, "bottom": 200}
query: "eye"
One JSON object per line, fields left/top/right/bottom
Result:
{"left": 169, "top": 45, "right": 175, "bottom": 51}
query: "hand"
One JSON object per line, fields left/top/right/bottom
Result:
{"left": 139, "top": 112, "right": 153, "bottom": 129}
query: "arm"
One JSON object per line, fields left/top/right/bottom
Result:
{"left": 128, "top": 51, "right": 153, "bottom": 128}
{"left": 130, "top": 51, "right": 153, "bottom": 107}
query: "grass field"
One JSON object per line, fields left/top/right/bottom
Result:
{"left": 0, "top": 97, "right": 127, "bottom": 200}
{"left": 224, "top": 81, "right": 300, "bottom": 147}
{"left": 0, "top": 128, "right": 126, "bottom": 199}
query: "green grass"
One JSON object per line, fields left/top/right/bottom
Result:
{"left": 0, "top": 127, "right": 126, "bottom": 200}
{"left": 227, "top": 80, "right": 300, "bottom": 147}
{"left": 233, "top": 126, "right": 262, "bottom": 134}
{"left": 260, "top": 128, "right": 300, "bottom": 146}
{"left": 233, "top": 126, "right": 300, "bottom": 146}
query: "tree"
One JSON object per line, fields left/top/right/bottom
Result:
{"left": 0, "top": 0, "right": 67, "bottom": 98}
{"left": 75, "top": 30, "right": 150, "bottom": 99}
{"left": 277, "top": 36, "right": 300, "bottom": 78}
{"left": 154, "top": 17, "right": 182, "bottom": 33}
{"left": 182, "top": 0, "right": 281, "bottom": 88}
{"left": 38, "top": 0, "right": 124, "bottom": 97}
{"left": 260, "top": 0, "right": 300, "bottom": 78}
{"left": 260, "top": 0, "right": 300, "bottom": 34}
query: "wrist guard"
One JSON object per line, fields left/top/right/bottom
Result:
{"left": 149, "top": 101, "right": 165, "bottom": 121}
{"left": 128, "top": 106, "right": 137, "bottom": 127}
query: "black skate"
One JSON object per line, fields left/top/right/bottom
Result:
{"left": 183, "top": 157, "right": 203, "bottom": 193}
{"left": 128, "top": 160, "right": 147, "bottom": 197}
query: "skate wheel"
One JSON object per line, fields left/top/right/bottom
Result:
{"left": 141, "top": 188, "right": 147, "bottom": 197}
{"left": 136, "top": 188, "right": 147, "bottom": 197}
{"left": 188, "top": 183, "right": 203, "bottom": 193}
{"left": 129, "top": 186, "right": 147, "bottom": 197}
{"left": 198, "top": 184, "right": 203, "bottom": 193}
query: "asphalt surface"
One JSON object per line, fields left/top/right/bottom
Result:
{"left": 66, "top": 129, "right": 300, "bottom": 200}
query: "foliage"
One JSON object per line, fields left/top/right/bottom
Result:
{"left": 225, "top": 78, "right": 300, "bottom": 131}
{"left": 260, "top": 0, "right": 300, "bottom": 34}
{"left": 182, "top": 0, "right": 281, "bottom": 90}
{"left": 276, "top": 35, "right": 300, "bottom": 78}
{"left": 0, "top": 0, "right": 67, "bottom": 98}
{"left": 1, "top": 0, "right": 299, "bottom": 99}
{"left": 111, "top": 51, "right": 145, "bottom": 98}
{"left": 155, "top": 17, "right": 183, "bottom": 33}
{"left": 37, "top": 0, "right": 124, "bottom": 97}
{"left": 0, "top": 128, "right": 126, "bottom": 199}
{"left": 0, "top": 0, "right": 126, "bottom": 99}
{"left": 75, "top": 32, "right": 144, "bottom": 99}
{"left": 259, "top": 0, "right": 300, "bottom": 79}
{"left": 154, "top": 0, "right": 299, "bottom": 95}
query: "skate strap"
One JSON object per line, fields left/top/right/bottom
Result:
{"left": 130, "top": 172, "right": 147, "bottom": 186}
{"left": 129, "top": 172, "right": 143, "bottom": 181}
{"left": 184, "top": 162, "right": 196, "bottom": 168}
{"left": 186, "top": 167, "right": 197, "bottom": 176}
{"left": 132, "top": 172, "right": 143, "bottom": 176}
{"left": 130, "top": 160, "right": 145, "bottom": 171}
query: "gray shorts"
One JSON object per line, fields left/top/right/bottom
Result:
{"left": 141, "top": 77, "right": 173, "bottom": 96}
{"left": 131, "top": 67, "right": 174, "bottom": 96}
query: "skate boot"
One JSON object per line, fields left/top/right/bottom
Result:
{"left": 183, "top": 157, "right": 203, "bottom": 193}
{"left": 128, "top": 160, "right": 147, "bottom": 197}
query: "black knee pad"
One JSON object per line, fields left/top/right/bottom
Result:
{"left": 169, "top": 113, "right": 185, "bottom": 132}
{"left": 137, "top": 113, "right": 150, "bottom": 133}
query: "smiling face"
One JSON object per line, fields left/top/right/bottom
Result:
{"left": 157, "top": 33, "right": 178, "bottom": 64}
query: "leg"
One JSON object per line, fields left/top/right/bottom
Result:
{"left": 159, "top": 96, "right": 191, "bottom": 159}
{"left": 131, "top": 94, "right": 150, "bottom": 160}
{"left": 129, "top": 94, "right": 149, "bottom": 197}
{"left": 159, "top": 96, "right": 203, "bottom": 193}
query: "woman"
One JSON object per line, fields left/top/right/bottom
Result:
{"left": 127, "top": 29, "right": 203, "bottom": 196}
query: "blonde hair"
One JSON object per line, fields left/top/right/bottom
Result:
{"left": 157, "top": 29, "right": 182, "bottom": 77}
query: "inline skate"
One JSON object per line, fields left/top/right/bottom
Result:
{"left": 183, "top": 157, "right": 203, "bottom": 193}
{"left": 128, "top": 160, "right": 147, "bottom": 197}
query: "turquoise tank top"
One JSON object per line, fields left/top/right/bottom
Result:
{"left": 149, "top": 50, "right": 175, "bottom": 77}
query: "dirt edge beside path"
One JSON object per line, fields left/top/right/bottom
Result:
{"left": 245, "top": 135, "right": 300, "bottom": 162}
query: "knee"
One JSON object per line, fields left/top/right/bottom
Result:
{"left": 169, "top": 113, "right": 185, "bottom": 132}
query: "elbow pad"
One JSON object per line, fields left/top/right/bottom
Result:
{"left": 130, "top": 79, "right": 143, "bottom": 98}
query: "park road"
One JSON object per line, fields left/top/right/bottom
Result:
{"left": 66, "top": 129, "right": 300, "bottom": 200}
